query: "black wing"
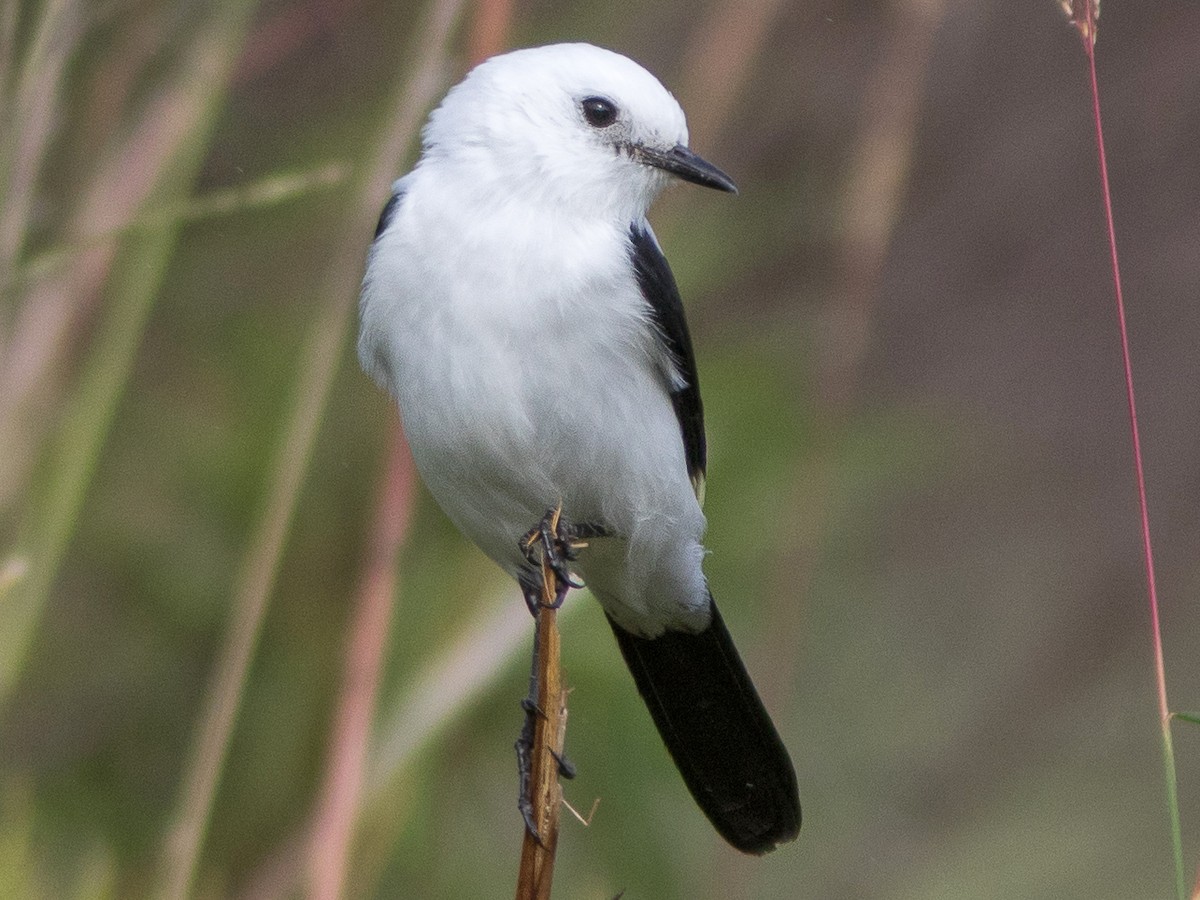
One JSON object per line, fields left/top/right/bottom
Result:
{"left": 373, "top": 188, "right": 404, "bottom": 240}
{"left": 359, "top": 185, "right": 408, "bottom": 391}
{"left": 629, "top": 222, "right": 706, "bottom": 500}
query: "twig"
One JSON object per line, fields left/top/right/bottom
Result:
{"left": 514, "top": 526, "right": 571, "bottom": 900}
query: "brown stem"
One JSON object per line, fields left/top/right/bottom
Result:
{"left": 514, "top": 544, "right": 569, "bottom": 899}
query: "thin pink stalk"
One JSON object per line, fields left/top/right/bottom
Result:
{"left": 1080, "top": 6, "right": 1169, "bottom": 729}
{"left": 304, "top": 7, "right": 513, "bottom": 897}
{"left": 307, "top": 428, "right": 416, "bottom": 900}
{"left": 466, "top": 0, "right": 513, "bottom": 68}
{"left": 1071, "top": 4, "right": 1185, "bottom": 897}
{"left": 0, "top": 11, "right": 218, "bottom": 510}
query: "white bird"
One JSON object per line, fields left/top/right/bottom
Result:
{"left": 358, "top": 42, "right": 799, "bottom": 854}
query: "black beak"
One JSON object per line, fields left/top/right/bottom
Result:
{"left": 635, "top": 144, "right": 738, "bottom": 194}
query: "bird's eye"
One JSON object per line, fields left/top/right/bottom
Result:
{"left": 581, "top": 96, "right": 618, "bottom": 128}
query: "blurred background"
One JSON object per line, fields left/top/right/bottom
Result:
{"left": 2, "top": 0, "right": 1199, "bottom": 897}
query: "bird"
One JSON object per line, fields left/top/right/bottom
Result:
{"left": 358, "top": 42, "right": 800, "bottom": 855}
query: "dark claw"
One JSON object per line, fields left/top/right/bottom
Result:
{"left": 517, "top": 774, "right": 542, "bottom": 842}
{"left": 519, "top": 507, "right": 590, "bottom": 604}
{"left": 521, "top": 696, "right": 544, "bottom": 718}
{"left": 520, "top": 579, "right": 541, "bottom": 617}
{"left": 549, "top": 748, "right": 576, "bottom": 780}
{"left": 516, "top": 698, "right": 544, "bottom": 844}
{"left": 540, "top": 514, "right": 584, "bottom": 588}
{"left": 519, "top": 510, "right": 610, "bottom": 561}
{"left": 543, "top": 579, "right": 572, "bottom": 610}
{"left": 520, "top": 807, "right": 542, "bottom": 845}
{"left": 570, "top": 521, "right": 610, "bottom": 541}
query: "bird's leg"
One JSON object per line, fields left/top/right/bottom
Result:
{"left": 514, "top": 617, "right": 575, "bottom": 843}
{"left": 518, "top": 572, "right": 543, "bottom": 618}
{"left": 549, "top": 747, "right": 576, "bottom": 780}
{"left": 515, "top": 616, "right": 545, "bottom": 845}
{"left": 519, "top": 506, "right": 584, "bottom": 598}
{"left": 568, "top": 521, "right": 610, "bottom": 541}
{"left": 514, "top": 506, "right": 606, "bottom": 839}
{"left": 518, "top": 507, "right": 611, "bottom": 610}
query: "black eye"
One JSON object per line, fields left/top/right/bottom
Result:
{"left": 581, "top": 96, "right": 618, "bottom": 128}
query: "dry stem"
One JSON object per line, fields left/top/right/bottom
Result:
{"left": 514, "top": 549, "right": 570, "bottom": 899}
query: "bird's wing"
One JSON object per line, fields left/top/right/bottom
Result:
{"left": 628, "top": 222, "right": 707, "bottom": 503}
{"left": 358, "top": 181, "right": 410, "bottom": 393}
{"left": 372, "top": 180, "right": 407, "bottom": 240}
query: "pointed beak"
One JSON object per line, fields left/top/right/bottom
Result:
{"left": 634, "top": 144, "right": 738, "bottom": 194}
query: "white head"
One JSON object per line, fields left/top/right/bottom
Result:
{"left": 419, "top": 43, "right": 736, "bottom": 221}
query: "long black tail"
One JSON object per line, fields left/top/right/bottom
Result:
{"left": 607, "top": 600, "right": 800, "bottom": 854}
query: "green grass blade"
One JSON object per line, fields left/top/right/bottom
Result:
{"left": 0, "top": 1, "right": 259, "bottom": 705}
{"left": 9, "top": 163, "right": 348, "bottom": 294}
{"left": 155, "top": 0, "right": 472, "bottom": 895}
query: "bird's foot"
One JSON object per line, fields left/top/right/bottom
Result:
{"left": 549, "top": 747, "right": 576, "bottom": 780}
{"left": 514, "top": 696, "right": 576, "bottom": 843}
{"left": 515, "top": 696, "right": 544, "bottom": 844}
{"left": 519, "top": 506, "right": 593, "bottom": 608}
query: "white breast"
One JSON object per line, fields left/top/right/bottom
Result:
{"left": 359, "top": 169, "right": 710, "bottom": 635}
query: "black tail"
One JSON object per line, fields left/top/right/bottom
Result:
{"left": 607, "top": 600, "right": 800, "bottom": 854}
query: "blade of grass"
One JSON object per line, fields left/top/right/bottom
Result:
{"left": 466, "top": 0, "right": 514, "bottom": 71}
{"left": 156, "top": 1, "right": 471, "bottom": 896}
{"left": 0, "top": 0, "right": 258, "bottom": 709}
{"left": 11, "top": 163, "right": 348, "bottom": 293}
{"left": 0, "top": 0, "right": 80, "bottom": 311}
{"left": 0, "top": 0, "right": 84, "bottom": 507}
{"left": 1064, "top": 3, "right": 1186, "bottom": 897}
{"left": 0, "top": 783, "right": 35, "bottom": 900}
{"left": 0, "top": 158, "right": 343, "bottom": 512}
{"left": 709, "top": 9, "right": 945, "bottom": 896}
{"left": 0, "top": 28, "right": 165, "bottom": 509}
{"left": 351, "top": 590, "right": 584, "bottom": 897}
{"left": 817, "top": 0, "right": 947, "bottom": 410}
{"left": 759, "top": 0, "right": 948, "bottom": 685}
{"left": 0, "top": 2, "right": 17, "bottom": 110}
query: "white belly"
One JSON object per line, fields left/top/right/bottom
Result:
{"left": 359, "top": 187, "right": 709, "bottom": 634}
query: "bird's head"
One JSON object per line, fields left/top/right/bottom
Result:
{"left": 420, "top": 43, "right": 736, "bottom": 221}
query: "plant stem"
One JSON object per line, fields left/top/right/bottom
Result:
{"left": 306, "top": 429, "right": 415, "bottom": 900}
{"left": 514, "top": 552, "right": 568, "bottom": 900}
{"left": 0, "top": 0, "right": 256, "bottom": 708}
{"left": 1077, "top": 7, "right": 1186, "bottom": 897}
{"left": 156, "top": 0, "right": 469, "bottom": 894}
